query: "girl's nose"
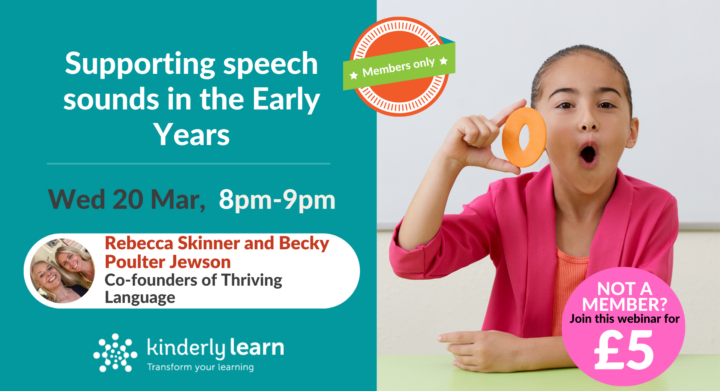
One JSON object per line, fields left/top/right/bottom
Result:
{"left": 578, "top": 113, "right": 599, "bottom": 131}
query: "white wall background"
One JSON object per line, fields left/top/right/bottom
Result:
{"left": 378, "top": 231, "right": 720, "bottom": 355}
{"left": 377, "top": 0, "right": 720, "bottom": 228}
{"left": 376, "top": 0, "right": 720, "bottom": 355}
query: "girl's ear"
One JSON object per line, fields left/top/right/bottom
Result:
{"left": 625, "top": 117, "right": 639, "bottom": 149}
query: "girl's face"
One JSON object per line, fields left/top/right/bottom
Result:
{"left": 535, "top": 53, "right": 638, "bottom": 194}
{"left": 33, "top": 262, "right": 62, "bottom": 290}
{"left": 57, "top": 252, "right": 82, "bottom": 272}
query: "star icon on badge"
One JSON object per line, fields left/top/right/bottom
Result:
{"left": 350, "top": 72, "right": 358, "bottom": 79}
{"left": 440, "top": 57, "right": 448, "bottom": 65}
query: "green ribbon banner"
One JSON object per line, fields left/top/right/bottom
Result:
{"left": 343, "top": 43, "right": 455, "bottom": 91}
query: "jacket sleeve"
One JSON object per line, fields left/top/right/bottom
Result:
{"left": 635, "top": 196, "right": 679, "bottom": 285}
{"left": 388, "top": 191, "right": 501, "bottom": 280}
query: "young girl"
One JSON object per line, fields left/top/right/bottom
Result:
{"left": 389, "top": 45, "right": 678, "bottom": 373}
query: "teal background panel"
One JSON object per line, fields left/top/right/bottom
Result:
{"left": 0, "top": 0, "right": 377, "bottom": 389}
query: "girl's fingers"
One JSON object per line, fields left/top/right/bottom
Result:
{"left": 479, "top": 116, "right": 500, "bottom": 147}
{"left": 458, "top": 118, "right": 479, "bottom": 146}
{"left": 447, "top": 343, "right": 473, "bottom": 355}
{"left": 465, "top": 116, "right": 489, "bottom": 147}
{"left": 491, "top": 99, "right": 527, "bottom": 127}
{"left": 453, "top": 355, "right": 476, "bottom": 365}
{"left": 453, "top": 361, "right": 480, "bottom": 372}
{"left": 485, "top": 155, "right": 521, "bottom": 175}
{"left": 439, "top": 331, "right": 476, "bottom": 343}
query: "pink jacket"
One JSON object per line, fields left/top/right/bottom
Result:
{"left": 389, "top": 165, "right": 678, "bottom": 338}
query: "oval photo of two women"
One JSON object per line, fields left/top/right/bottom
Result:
{"left": 29, "top": 239, "right": 94, "bottom": 304}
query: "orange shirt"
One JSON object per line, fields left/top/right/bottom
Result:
{"left": 551, "top": 248, "right": 589, "bottom": 336}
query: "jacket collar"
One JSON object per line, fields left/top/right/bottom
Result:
{"left": 521, "top": 166, "right": 632, "bottom": 337}
{"left": 588, "top": 168, "right": 633, "bottom": 275}
{"left": 522, "top": 165, "right": 557, "bottom": 337}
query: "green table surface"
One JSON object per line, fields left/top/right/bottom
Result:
{"left": 378, "top": 355, "right": 718, "bottom": 390}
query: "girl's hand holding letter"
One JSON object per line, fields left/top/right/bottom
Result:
{"left": 397, "top": 99, "right": 526, "bottom": 251}
{"left": 439, "top": 99, "right": 526, "bottom": 175}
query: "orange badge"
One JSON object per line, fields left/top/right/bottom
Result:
{"left": 349, "top": 17, "right": 449, "bottom": 116}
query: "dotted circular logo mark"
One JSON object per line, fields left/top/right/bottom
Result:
{"left": 94, "top": 333, "right": 137, "bottom": 373}
{"left": 562, "top": 268, "right": 685, "bottom": 386}
{"left": 350, "top": 17, "right": 449, "bottom": 116}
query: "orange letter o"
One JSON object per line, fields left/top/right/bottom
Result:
{"left": 501, "top": 107, "right": 547, "bottom": 168}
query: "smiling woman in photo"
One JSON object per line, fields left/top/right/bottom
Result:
{"left": 30, "top": 259, "right": 88, "bottom": 304}
{"left": 54, "top": 246, "right": 94, "bottom": 287}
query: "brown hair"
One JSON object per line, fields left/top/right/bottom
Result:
{"left": 530, "top": 45, "right": 633, "bottom": 116}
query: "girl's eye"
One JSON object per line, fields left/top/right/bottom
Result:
{"left": 599, "top": 102, "right": 616, "bottom": 109}
{"left": 557, "top": 102, "right": 573, "bottom": 109}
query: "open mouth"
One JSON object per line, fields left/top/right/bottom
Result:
{"left": 581, "top": 146, "right": 595, "bottom": 163}
{"left": 73, "top": 261, "right": 79, "bottom": 270}
{"left": 578, "top": 141, "right": 599, "bottom": 169}
{"left": 48, "top": 274, "right": 57, "bottom": 283}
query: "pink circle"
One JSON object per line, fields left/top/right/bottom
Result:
{"left": 562, "top": 267, "right": 684, "bottom": 386}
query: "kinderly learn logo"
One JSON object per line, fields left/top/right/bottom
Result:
{"left": 94, "top": 333, "right": 138, "bottom": 372}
